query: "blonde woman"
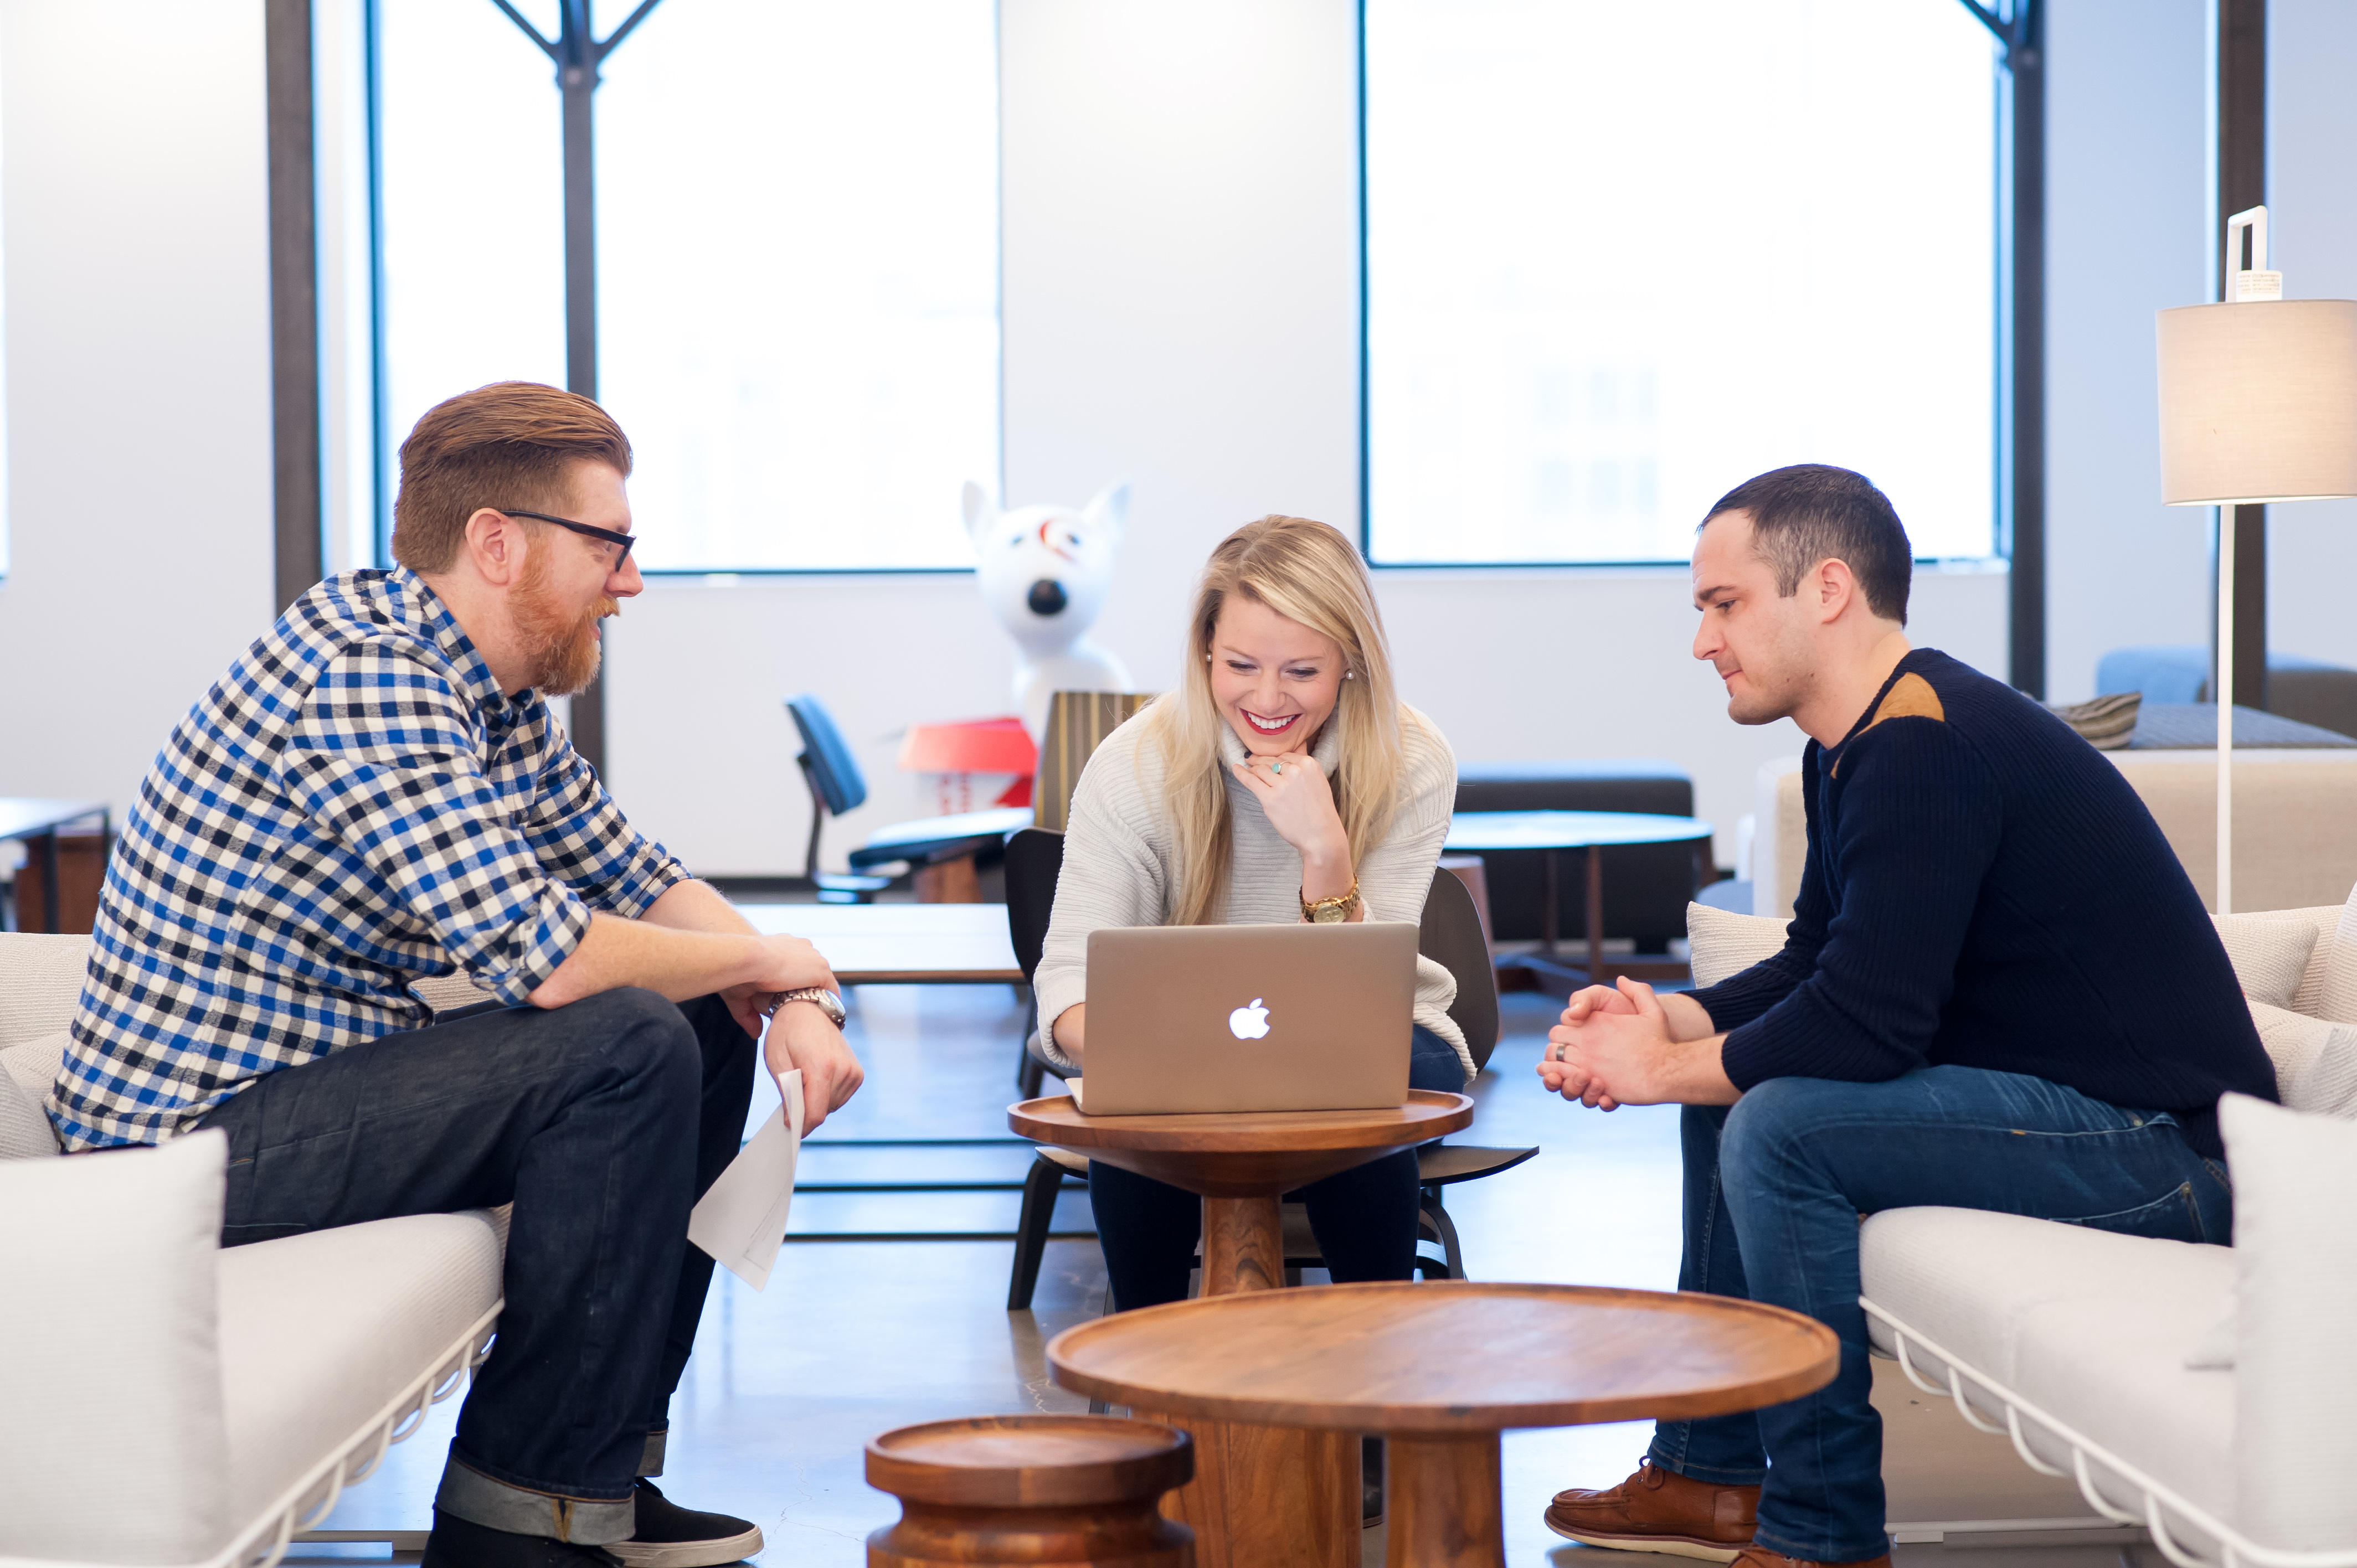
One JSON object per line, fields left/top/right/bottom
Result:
{"left": 1032, "top": 515, "right": 1473, "bottom": 1317}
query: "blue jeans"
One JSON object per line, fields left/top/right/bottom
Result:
{"left": 1650, "top": 1065, "right": 2232, "bottom": 1562}
{"left": 1089, "top": 1023, "right": 1466, "bottom": 1311}
{"left": 198, "top": 989, "right": 755, "bottom": 1544}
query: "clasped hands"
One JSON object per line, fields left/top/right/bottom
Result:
{"left": 1537, "top": 977, "right": 1737, "bottom": 1110}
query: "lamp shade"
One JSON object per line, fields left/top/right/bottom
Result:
{"left": 2156, "top": 298, "right": 2357, "bottom": 506}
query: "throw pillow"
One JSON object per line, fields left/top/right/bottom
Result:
{"left": 1685, "top": 902, "right": 1790, "bottom": 989}
{"left": 0, "top": 1128, "right": 231, "bottom": 1562}
{"left": 2211, "top": 914, "right": 2321, "bottom": 1010}
{"left": 2315, "top": 880, "right": 2357, "bottom": 1025}
{"left": 0, "top": 1033, "right": 66, "bottom": 1158}
{"left": 2219, "top": 1094, "right": 2357, "bottom": 1551}
{"left": 0, "top": 933, "right": 94, "bottom": 1048}
{"left": 2243, "top": 1002, "right": 2357, "bottom": 1120}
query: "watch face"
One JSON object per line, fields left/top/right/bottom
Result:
{"left": 1312, "top": 904, "right": 1348, "bottom": 924}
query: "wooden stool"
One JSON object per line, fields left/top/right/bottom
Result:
{"left": 866, "top": 1415, "right": 1196, "bottom": 1566}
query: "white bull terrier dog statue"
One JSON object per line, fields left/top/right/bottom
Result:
{"left": 964, "top": 479, "right": 1135, "bottom": 739}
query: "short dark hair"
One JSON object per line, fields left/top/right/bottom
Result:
{"left": 1700, "top": 464, "right": 1912, "bottom": 624}
{"left": 393, "top": 382, "right": 633, "bottom": 573}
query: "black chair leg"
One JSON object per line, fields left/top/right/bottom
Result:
{"left": 1006, "top": 1156, "right": 1065, "bottom": 1311}
{"left": 1421, "top": 1188, "right": 1466, "bottom": 1280}
{"left": 1018, "top": 1054, "right": 1047, "bottom": 1100}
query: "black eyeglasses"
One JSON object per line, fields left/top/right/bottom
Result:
{"left": 495, "top": 508, "right": 637, "bottom": 566}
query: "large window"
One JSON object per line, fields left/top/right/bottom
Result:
{"left": 1365, "top": 0, "right": 1999, "bottom": 566}
{"left": 376, "top": 0, "right": 1000, "bottom": 572}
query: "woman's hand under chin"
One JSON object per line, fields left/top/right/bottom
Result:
{"left": 1231, "top": 750, "right": 1355, "bottom": 902}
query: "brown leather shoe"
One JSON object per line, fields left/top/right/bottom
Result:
{"left": 1732, "top": 1549, "right": 1891, "bottom": 1568}
{"left": 1542, "top": 1458, "right": 1760, "bottom": 1560}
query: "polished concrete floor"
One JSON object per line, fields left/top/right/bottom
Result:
{"left": 313, "top": 979, "right": 2146, "bottom": 1567}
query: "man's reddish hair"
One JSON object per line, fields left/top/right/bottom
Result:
{"left": 392, "top": 382, "right": 633, "bottom": 572}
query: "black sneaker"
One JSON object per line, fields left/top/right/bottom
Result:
{"left": 421, "top": 1510, "right": 622, "bottom": 1568}
{"left": 609, "top": 1479, "right": 764, "bottom": 1568}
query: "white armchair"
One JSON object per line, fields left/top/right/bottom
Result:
{"left": 0, "top": 934, "right": 506, "bottom": 1568}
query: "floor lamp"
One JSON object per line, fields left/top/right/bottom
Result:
{"left": 2156, "top": 205, "right": 2357, "bottom": 914}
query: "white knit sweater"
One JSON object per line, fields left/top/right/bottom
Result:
{"left": 1032, "top": 703, "right": 1473, "bottom": 1082}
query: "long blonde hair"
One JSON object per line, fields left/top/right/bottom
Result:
{"left": 1145, "top": 515, "right": 1416, "bottom": 926}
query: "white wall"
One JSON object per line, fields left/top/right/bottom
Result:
{"left": 0, "top": 2, "right": 274, "bottom": 812}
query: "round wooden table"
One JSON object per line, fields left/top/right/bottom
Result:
{"left": 1049, "top": 1281, "right": 1839, "bottom": 1568}
{"left": 1008, "top": 1091, "right": 1474, "bottom": 1295}
{"left": 1008, "top": 1092, "right": 1476, "bottom": 1566}
{"left": 1444, "top": 810, "right": 1713, "bottom": 988}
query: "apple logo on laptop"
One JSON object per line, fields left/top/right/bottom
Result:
{"left": 1228, "top": 998, "right": 1271, "bottom": 1041}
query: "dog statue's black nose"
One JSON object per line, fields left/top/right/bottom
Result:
{"left": 1027, "top": 579, "right": 1070, "bottom": 616}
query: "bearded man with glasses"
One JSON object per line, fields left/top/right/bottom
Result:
{"left": 52, "top": 381, "right": 862, "bottom": 1568}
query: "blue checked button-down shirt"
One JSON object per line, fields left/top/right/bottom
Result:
{"left": 52, "top": 567, "right": 691, "bottom": 1151}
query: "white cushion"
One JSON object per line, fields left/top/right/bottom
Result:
{"left": 2211, "top": 912, "right": 2319, "bottom": 1009}
{"left": 1684, "top": 902, "right": 1789, "bottom": 988}
{"left": 1860, "top": 1206, "right": 2234, "bottom": 1519}
{"left": 2234, "top": 904, "right": 2343, "bottom": 1017}
{"left": 0, "top": 1130, "right": 232, "bottom": 1563}
{"left": 2314, "top": 880, "right": 2357, "bottom": 1024}
{"left": 0, "top": 1064, "right": 58, "bottom": 1160}
{"left": 0, "top": 932, "right": 92, "bottom": 1047}
{"left": 2243, "top": 1002, "right": 2357, "bottom": 1118}
{"left": 218, "top": 1211, "right": 505, "bottom": 1531}
{"left": 2220, "top": 1094, "right": 2357, "bottom": 1552}
{"left": 1, "top": 1032, "right": 68, "bottom": 1158}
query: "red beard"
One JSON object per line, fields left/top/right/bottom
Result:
{"left": 513, "top": 553, "right": 617, "bottom": 698}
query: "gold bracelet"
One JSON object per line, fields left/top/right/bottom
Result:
{"left": 1300, "top": 879, "right": 1361, "bottom": 924}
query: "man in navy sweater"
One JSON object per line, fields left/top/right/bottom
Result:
{"left": 1538, "top": 465, "right": 2275, "bottom": 1568}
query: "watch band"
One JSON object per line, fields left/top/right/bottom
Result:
{"left": 763, "top": 986, "right": 847, "bottom": 1027}
{"left": 1300, "top": 879, "right": 1361, "bottom": 924}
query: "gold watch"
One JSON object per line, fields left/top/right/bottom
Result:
{"left": 1300, "top": 880, "right": 1361, "bottom": 924}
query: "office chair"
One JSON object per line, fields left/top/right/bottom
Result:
{"left": 784, "top": 694, "right": 1030, "bottom": 903}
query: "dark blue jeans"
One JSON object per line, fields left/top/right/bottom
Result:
{"left": 1652, "top": 1065, "right": 2232, "bottom": 1562}
{"left": 199, "top": 988, "right": 755, "bottom": 1544}
{"left": 1089, "top": 1024, "right": 1466, "bottom": 1311}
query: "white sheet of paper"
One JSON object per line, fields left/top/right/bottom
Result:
{"left": 686, "top": 1069, "right": 803, "bottom": 1291}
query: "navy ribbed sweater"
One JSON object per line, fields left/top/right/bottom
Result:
{"left": 1690, "top": 648, "right": 2277, "bottom": 1158}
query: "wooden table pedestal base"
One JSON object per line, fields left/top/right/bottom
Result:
{"left": 1167, "top": 1192, "right": 1355, "bottom": 1566}
{"left": 1145, "top": 1417, "right": 1357, "bottom": 1568}
{"left": 1385, "top": 1433, "right": 1504, "bottom": 1568}
{"left": 868, "top": 1500, "right": 1193, "bottom": 1567}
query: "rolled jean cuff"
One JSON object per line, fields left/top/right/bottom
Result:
{"left": 1645, "top": 1440, "right": 1767, "bottom": 1489}
{"left": 640, "top": 1428, "right": 666, "bottom": 1478}
{"left": 436, "top": 1455, "right": 636, "bottom": 1544}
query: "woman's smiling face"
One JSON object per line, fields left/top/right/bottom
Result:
{"left": 1208, "top": 594, "right": 1346, "bottom": 758}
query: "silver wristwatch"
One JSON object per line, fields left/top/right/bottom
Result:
{"left": 762, "top": 986, "right": 846, "bottom": 1027}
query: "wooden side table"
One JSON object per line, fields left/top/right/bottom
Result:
{"left": 1008, "top": 1092, "right": 1475, "bottom": 1567}
{"left": 866, "top": 1414, "right": 1195, "bottom": 1566}
{"left": 1048, "top": 1281, "right": 1839, "bottom": 1568}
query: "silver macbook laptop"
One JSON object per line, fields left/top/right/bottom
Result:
{"left": 1076, "top": 922, "right": 1420, "bottom": 1115}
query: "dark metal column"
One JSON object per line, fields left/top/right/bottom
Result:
{"left": 1960, "top": 1, "right": 2045, "bottom": 697}
{"left": 488, "top": 0, "right": 663, "bottom": 777}
{"left": 2215, "top": 0, "right": 2268, "bottom": 714}
{"left": 267, "top": 0, "right": 325, "bottom": 612}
